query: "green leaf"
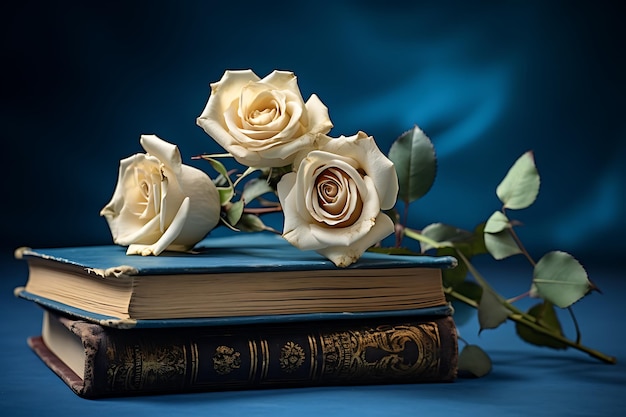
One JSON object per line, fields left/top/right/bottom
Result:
{"left": 420, "top": 223, "right": 471, "bottom": 252}
{"left": 496, "top": 151, "right": 540, "bottom": 210}
{"left": 515, "top": 302, "right": 568, "bottom": 350}
{"left": 454, "top": 281, "right": 483, "bottom": 303}
{"left": 469, "top": 223, "right": 488, "bottom": 257}
{"left": 484, "top": 211, "right": 510, "bottom": 233}
{"left": 205, "top": 157, "right": 235, "bottom": 205}
{"left": 242, "top": 178, "right": 274, "bottom": 203}
{"left": 484, "top": 231, "right": 521, "bottom": 260}
{"left": 477, "top": 288, "right": 510, "bottom": 332}
{"left": 226, "top": 200, "right": 244, "bottom": 228}
{"left": 206, "top": 157, "right": 232, "bottom": 184}
{"left": 388, "top": 125, "right": 437, "bottom": 204}
{"left": 532, "top": 251, "right": 592, "bottom": 308}
{"left": 420, "top": 222, "right": 488, "bottom": 257}
{"left": 458, "top": 344, "right": 492, "bottom": 378}
{"left": 483, "top": 211, "right": 522, "bottom": 260}
{"left": 438, "top": 246, "right": 468, "bottom": 288}
{"left": 235, "top": 214, "right": 268, "bottom": 233}
{"left": 216, "top": 187, "right": 234, "bottom": 206}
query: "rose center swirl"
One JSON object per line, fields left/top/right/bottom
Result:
{"left": 313, "top": 167, "right": 363, "bottom": 226}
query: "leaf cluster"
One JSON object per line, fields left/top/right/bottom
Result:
{"left": 194, "top": 154, "right": 281, "bottom": 233}
{"left": 384, "top": 126, "right": 615, "bottom": 376}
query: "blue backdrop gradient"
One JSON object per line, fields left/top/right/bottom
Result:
{"left": 3, "top": 1, "right": 624, "bottom": 263}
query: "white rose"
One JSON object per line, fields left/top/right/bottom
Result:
{"left": 100, "top": 134, "right": 221, "bottom": 256}
{"left": 196, "top": 69, "right": 333, "bottom": 168}
{"left": 277, "top": 131, "right": 399, "bottom": 267}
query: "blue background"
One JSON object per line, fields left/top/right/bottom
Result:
{"left": 3, "top": 1, "right": 624, "bottom": 263}
{"left": 2, "top": 3, "right": 626, "bottom": 415}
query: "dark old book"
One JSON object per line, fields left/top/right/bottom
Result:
{"left": 15, "top": 234, "right": 456, "bottom": 325}
{"left": 29, "top": 309, "right": 458, "bottom": 398}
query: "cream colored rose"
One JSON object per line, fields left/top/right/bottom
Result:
{"left": 277, "top": 132, "right": 399, "bottom": 267}
{"left": 196, "top": 69, "right": 333, "bottom": 168}
{"left": 101, "top": 134, "right": 221, "bottom": 256}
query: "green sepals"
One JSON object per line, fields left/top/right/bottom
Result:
{"left": 478, "top": 287, "right": 510, "bottom": 332}
{"left": 484, "top": 211, "right": 521, "bottom": 260}
{"left": 496, "top": 151, "right": 540, "bottom": 210}
{"left": 532, "top": 251, "right": 592, "bottom": 308}
{"left": 388, "top": 125, "right": 437, "bottom": 205}
{"left": 458, "top": 344, "right": 492, "bottom": 378}
{"left": 515, "top": 301, "right": 568, "bottom": 350}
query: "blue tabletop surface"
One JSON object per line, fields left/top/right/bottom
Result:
{"left": 1, "top": 251, "right": 624, "bottom": 417}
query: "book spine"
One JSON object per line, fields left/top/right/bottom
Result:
{"left": 61, "top": 315, "right": 457, "bottom": 398}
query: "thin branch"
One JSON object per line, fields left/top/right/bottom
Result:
{"left": 404, "top": 227, "right": 616, "bottom": 364}
{"left": 242, "top": 206, "right": 283, "bottom": 215}
{"left": 506, "top": 218, "right": 536, "bottom": 267}
{"left": 445, "top": 287, "right": 616, "bottom": 364}
{"left": 567, "top": 306, "right": 582, "bottom": 345}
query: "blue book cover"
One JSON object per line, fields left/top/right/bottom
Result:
{"left": 17, "top": 233, "right": 457, "bottom": 275}
{"left": 15, "top": 233, "right": 457, "bottom": 328}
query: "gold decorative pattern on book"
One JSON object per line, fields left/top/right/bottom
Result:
{"left": 279, "top": 342, "right": 306, "bottom": 373}
{"left": 212, "top": 346, "right": 241, "bottom": 375}
{"left": 321, "top": 322, "right": 441, "bottom": 380}
{"left": 106, "top": 343, "right": 188, "bottom": 391}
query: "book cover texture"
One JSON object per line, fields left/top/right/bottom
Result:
{"left": 30, "top": 311, "right": 458, "bottom": 398}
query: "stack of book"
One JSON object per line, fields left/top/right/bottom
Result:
{"left": 14, "top": 233, "right": 459, "bottom": 398}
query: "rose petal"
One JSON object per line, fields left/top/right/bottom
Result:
{"left": 316, "top": 212, "right": 395, "bottom": 267}
{"left": 101, "top": 135, "right": 222, "bottom": 255}
{"left": 128, "top": 196, "right": 191, "bottom": 256}
{"left": 140, "top": 134, "right": 182, "bottom": 175}
{"left": 304, "top": 94, "right": 333, "bottom": 136}
{"left": 317, "top": 132, "right": 398, "bottom": 210}
{"left": 197, "top": 69, "right": 332, "bottom": 168}
{"left": 113, "top": 213, "right": 162, "bottom": 246}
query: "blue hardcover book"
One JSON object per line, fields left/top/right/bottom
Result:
{"left": 15, "top": 233, "right": 457, "bottom": 329}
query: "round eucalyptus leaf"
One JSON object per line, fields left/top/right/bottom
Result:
{"left": 458, "top": 344, "right": 492, "bottom": 378}
{"left": 495, "top": 151, "right": 540, "bottom": 210}
{"left": 420, "top": 223, "right": 470, "bottom": 252}
{"left": 484, "top": 230, "right": 521, "bottom": 260}
{"left": 484, "top": 211, "right": 510, "bottom": 233}
{"left": 533, "top": 251, "right": 591, "bottom": 308}
{"left": 388, "top": 125, "right": 437, "bottom": 204}
{"left": 515, "top": 302, "right": 568, "bottom": 349}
